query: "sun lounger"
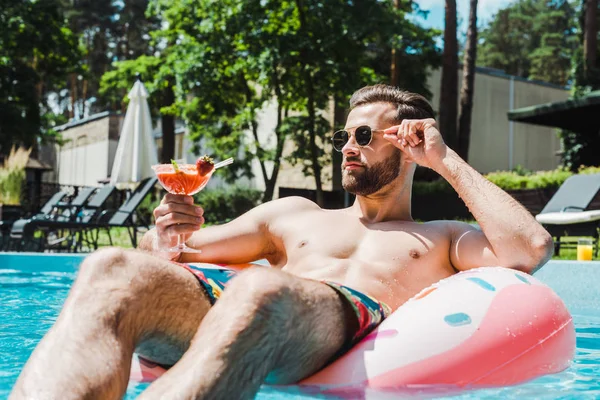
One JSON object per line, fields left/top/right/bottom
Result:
{"left": 67, "top": 177, "right": 157, "bottom": 251}
{"left": 535, "top": 173, "right": 600, "bottom": 255}
{"left": 0, "top": 191, "right": 68, "bottom": 250}
{"left": 10, "top": 186, "right": 115, "bottom": 252}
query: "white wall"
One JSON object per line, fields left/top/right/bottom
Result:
{"left": 58, "top": 140, "right": 112, "bottom": 186}
{"left": 427, "top": 68, "right": 568, "bottom": 173}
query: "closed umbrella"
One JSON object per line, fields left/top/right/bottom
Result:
{"left": 110, "top": 79, "right": 158, "bottom": 188}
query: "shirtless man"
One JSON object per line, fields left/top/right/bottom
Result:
{"left": 11, "top": 84, "right": 553, "bottom": 400}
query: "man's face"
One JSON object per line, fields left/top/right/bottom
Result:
{"left": 340, "top": 102, "right": 402, "bottom": 196}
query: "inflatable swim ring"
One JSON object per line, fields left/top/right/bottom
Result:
{"left": 129, "top": 266, "right": 575, "bottom": 394}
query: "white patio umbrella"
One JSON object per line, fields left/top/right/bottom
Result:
{"left": 110, "top": 79, "right": 159, "bottom": 189}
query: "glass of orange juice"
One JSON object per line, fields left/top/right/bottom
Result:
{"left": 152, "top": 156, "right": 233, "bottom": 253}
{"left": 577, "top": 238, "right": 594, "bottom": 261}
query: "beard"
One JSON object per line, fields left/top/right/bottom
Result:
{"left": 342, "top": 150, "right": 402, "bottom": 196}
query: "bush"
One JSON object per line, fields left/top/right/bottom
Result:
{"left": 412, "top": 179, "right": 453, "bottom": 195}
{"left": 412, "top": 165, "right": 600, "bottom": 195}
{"left": 194, "top": 185, "right": 263, "bottom": 224}
{"left": 485, "top": 168, "right": 572, "bottom": 190}
{"left": 137, "top": 187, "right": 161, "bottom": 224}
{"left": 0, "top": 146, "right": 31, "bottom": 205}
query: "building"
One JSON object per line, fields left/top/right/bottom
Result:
{"left": 49, "top": 67, "right": 569, "bottom": 195}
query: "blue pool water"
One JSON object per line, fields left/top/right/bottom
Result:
{"left": 1, "top": 253, "right": 599, "bottom": 399}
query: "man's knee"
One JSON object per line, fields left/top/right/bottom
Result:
{"left": 76, "top": 247, "right": 142, "bottom": 290}
{"left": 224, "top": 268, "right": 296, "bottom": 312}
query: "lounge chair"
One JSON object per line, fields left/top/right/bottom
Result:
{"left": 70, "top": 177, "right": 157, "bottom": 251}
{"left": 535, "top": 173, "right": 600, "bottom": 255}
{"left": 47, "top": 186, "right": 97, "bottom": 222}
{"left": 0, "top": 191, "right": 68, "bottom": 250}
{"left": 10, "top": 186, "right": 115, "bottom": 252}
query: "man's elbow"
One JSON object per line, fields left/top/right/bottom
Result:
{"left": 521, "top": 232, "right": 554, "bottom": 274}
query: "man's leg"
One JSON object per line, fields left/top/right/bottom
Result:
{"left": 139, "top": 267, "right": 358, "bottom": 400}
{"left": 10, "top": 247, "right": 211, "bottom": 400}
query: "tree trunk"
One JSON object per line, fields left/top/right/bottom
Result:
{"left": 390, "top": 0, "right": 401, "bottom": 86}
{"left": 263, "top": 102, "right": 286, "bottom": 202}
{"left": 457, "top": 0, "right": 478, "bottom": 162}
{"left": 160, "top": 79, "right": 176, "bottom": 163}
{"left": 82, "top": 79, "right": 88, "bottom": 117}
{"left": 306, "top": 70, "right": 324, "bottom": 207}
{"left": 263, "top": 62, "right": 286, "bottom": 202}
{"left": 438, "top": 0, "right": 458, "bottom": 150}
{"left": 584, "top": 0, "right": 598, "bottom": 76}
{"left": 295, "top": 0, "right": 324, "bottom": 207}
{"left": 331, "top": 97, "right": 345, "bottom": 191}
{"left": 69, "top": 73, "right": 77, "bottom": 120}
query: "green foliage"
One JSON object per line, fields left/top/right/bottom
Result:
{"left": 281, "top": 115, "right": 332, "bottom": 178}
{"left": 193, "top": 186, "right": 263, "bottom": 225}
{"left": 0, "top": 147, "right": 31, "bottom": 205}
{"left": 477, "top": 0, "right": 578, "bottom": 86}
{"left": 557, "top": 1, "right": 600, "bottom": 171}
{"left": 485, "top": 168, "right": 573, "bottom": 190}
{"left": 413, "top": 165, "right": 600, "bottom": 195}
{"left": 0, "top": 0, "right": 82, "bottom": 156}
{"left": 143, "top": 0, "right": 440, "bottom": 191}
{"left": 136, "top": 188, "right": 161, "bottom": 224}
{"left": 99, "top": 56, "right": 165, "bottom": 115}
{"left": 61, "top": 0, "right": 161, "bottom": 116}
{"left": 412, "top": 179, "right": 453, "bottom": 195}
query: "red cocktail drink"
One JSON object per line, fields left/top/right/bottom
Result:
{"left": 153, "top": 164, "right": 213, "bottom": 196}
{"left": 152, "top": 156, "right": 226, "bottom": 253}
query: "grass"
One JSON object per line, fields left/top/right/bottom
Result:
{"left": 552, "top": 237, "right": 598, "bottom": 261}
{"left": 96, "top": 227, "right": 139, "bottom": 249}
{"left": 0, "top": 146, "right": 31, "bottom": 205}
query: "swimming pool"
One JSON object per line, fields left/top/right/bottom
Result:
{"left": 1, "top": 253, "right": 599, "bottom": 399}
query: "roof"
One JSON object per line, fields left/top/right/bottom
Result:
{"left": 473, "top": 66, "right": 567, "bottom": 90}
{"left": 54, "top": 111, "right": 123, "bottom": 132}
{"left": 507, "top": 91, "right": 600, "bottom": 134}
{"left": 26, "top": 158, "right": 53, "bottom": 170}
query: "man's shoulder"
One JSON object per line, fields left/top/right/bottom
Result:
{"left": 421, "top": 219, "right": 481, "bottom": 236}
{"left": 252, "top": 196, "right": 321, "bottom": 222}
{"left": 268, "top": 196, "right": 321, "bottom": 210}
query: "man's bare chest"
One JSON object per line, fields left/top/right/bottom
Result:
{"left": 270, "top": 210, "right": 448, "bottom": 267}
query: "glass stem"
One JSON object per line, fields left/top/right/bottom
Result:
{"left": 177, "top": 234, "right": 185, "bottom": 250}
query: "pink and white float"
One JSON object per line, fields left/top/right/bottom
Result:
{"left": 130, "top": 266, "right": 575, "bottom": 395}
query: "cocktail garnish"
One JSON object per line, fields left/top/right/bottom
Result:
{"left": 170, "top": 159, "right": 180, "bottom": 173}
{"left": 196, "top": 155, "right": 215, "bottom": 176}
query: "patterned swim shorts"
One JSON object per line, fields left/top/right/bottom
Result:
{"left": 178, "top": 264, "right": 391, "bottom": 347}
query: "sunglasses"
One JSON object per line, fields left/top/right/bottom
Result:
{"left": 331, "top": 125, "right": 386, "bottom": 152}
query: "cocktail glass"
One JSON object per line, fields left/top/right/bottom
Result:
{"left": 151, "top": 158, "right": 232, "bottom": 253}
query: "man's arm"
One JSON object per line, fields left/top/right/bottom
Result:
{"left": 434, "top": 150, "right": 552, "bottom": 273}
{"left": 139, "top": 196, "right": 315, "bottom": 266}
{"left": 384, "top": 119, "right": 553, "bottom": 274}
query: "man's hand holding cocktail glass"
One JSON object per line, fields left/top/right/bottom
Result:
{"left": 151, "top": 155, "right": 234, "bottom": 255}
{"left": 153, "top": 194, "right": 204, "bottom": 259}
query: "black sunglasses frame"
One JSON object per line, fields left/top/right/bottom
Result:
{"left": 331, "top": 125, "right": 386, "bottom": 152}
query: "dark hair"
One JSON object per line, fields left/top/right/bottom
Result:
{"left": 349, "top": 84, "right": 435, "bottom": 121}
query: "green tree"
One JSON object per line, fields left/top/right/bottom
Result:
{"left": 99, "top": 55, "right": 177, "bottom": 163}
{"left": 147, "top": 0, "right": 439, "bottom": 204}
{"left": 559, "top": 0, "right": 600, "bottom": 170}
{"left": 60, "top": 0, "right": 118, "bottom": 118}
{"left": 0, "top": 0, "right": 82, "bottom": 158}
{"left": 528, "top": 1, "right": 579, "bottom": 85}
{"left": 58, "top": 0, "right": 161, "bottom": 118}
{"left": 478, "top": 0, "right": 578, "bottom": 86}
